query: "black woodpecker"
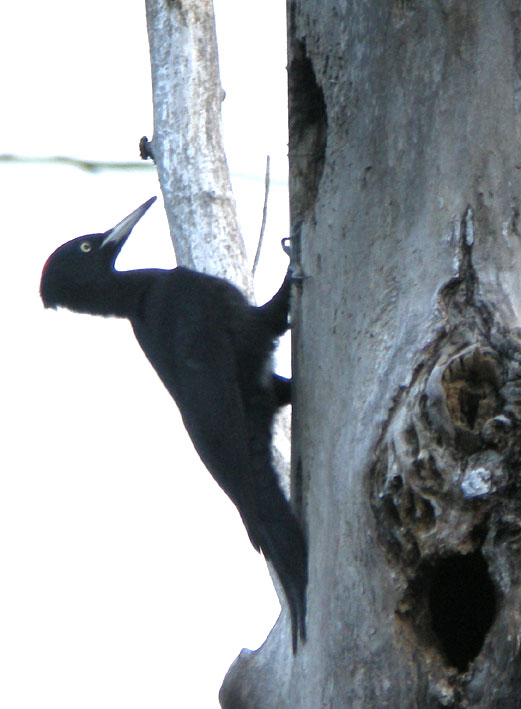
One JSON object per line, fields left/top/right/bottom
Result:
{"left": 40, "top": 197, "right": 307, "bottom": 651}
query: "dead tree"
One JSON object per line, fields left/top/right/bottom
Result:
{"left": 221, "top": 1, "right": 521, "bottom": 707}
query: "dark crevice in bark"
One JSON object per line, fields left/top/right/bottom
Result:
{"left": 428, "top": 551, "right": 497, "bottom": 672}
{"left": 293, "top": 455, "right": 304, "bottom": 520}
{"left": 287, "top": 38, "right": 327, "bottom": 222}
{"left": 398, "top": 550, "right": 498, "bottom": 677}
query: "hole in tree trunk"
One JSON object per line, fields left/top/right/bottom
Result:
{"left": 428, "top": 551, "right": 497, "bottom": 671}
{"left": 287, "top": 39, "right": 327, "bottom": 220}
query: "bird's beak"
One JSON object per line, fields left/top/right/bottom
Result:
{"left": 101, "top": 196, "right": 157, "bottom": 249}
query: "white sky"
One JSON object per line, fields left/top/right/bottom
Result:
{"left": 1, "top": 2, "right": 289, "bottom": 707}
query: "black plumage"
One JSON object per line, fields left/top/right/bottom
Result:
{"left": 40, "top": 197, "right": 307, "bottom": 650}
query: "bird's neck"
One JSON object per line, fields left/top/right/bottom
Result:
{"left": 110, "top": 270, "right": 153, "bottom": 318}
{"left": 72, "top": 270, "right": 155, "bottom": 319}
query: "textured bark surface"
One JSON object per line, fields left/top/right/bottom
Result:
{"left": 144, "top": 0, "right": 250, "bottom": 291}
{"left": 221, "top": 1, "right": 521, "bottom": 707}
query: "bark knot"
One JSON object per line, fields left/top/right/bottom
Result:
{"left": 370, "top": 257, "right": 521, "bottom": 694}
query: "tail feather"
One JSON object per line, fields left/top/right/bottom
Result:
{"left": 236, "top": 350, "right": 307, "bottom": 651}
{"left": 240, "top": 482, "right": 308, "bottom": 652}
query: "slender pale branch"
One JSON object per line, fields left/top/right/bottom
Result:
{"left": 144, "top": 0, "right": 251, "bottom": 294}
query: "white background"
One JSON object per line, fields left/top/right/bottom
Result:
{"left": 1, "top": 2, "right": 289, "bottom": 706}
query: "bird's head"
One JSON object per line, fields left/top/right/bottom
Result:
{"left": 40, "top": 196, "right": 157, "bottom": 313}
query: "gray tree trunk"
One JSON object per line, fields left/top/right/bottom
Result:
{"left": 221, "top": 1, "right": 521, "bottom": 707}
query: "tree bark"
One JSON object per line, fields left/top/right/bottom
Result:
{"left": 144, "top": 0, "right": 250, "bottom": 293}
{"left": 221, "top": 1, "right": 521, "bottom": 707}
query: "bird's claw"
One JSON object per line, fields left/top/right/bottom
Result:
{"left": 281, "top": 233, "right": 308, "bottom": 282}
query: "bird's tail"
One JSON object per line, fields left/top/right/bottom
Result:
{"left": 257, "top": 485, "right": 307, "bottom": 652}
{"left": 237, "top": 367, "right": 307, "bottom": 651}
{"left": 240, "top": 475, "right": 308, "bottom": 653}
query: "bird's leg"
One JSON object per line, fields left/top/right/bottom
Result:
{"left": 272, "top": 374, "right": 291, "bottom": 407}
{"left": 258, "top": 273, "right": 292, "bottom": 336}
{"left": 281, "top": 221, "right": 308, "bottom": 283}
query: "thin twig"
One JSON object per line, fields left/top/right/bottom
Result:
{"left": 252, "top": 155, "right": 271, "bottom": 276}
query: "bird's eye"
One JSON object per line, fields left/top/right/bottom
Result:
{"left": 80, "top": 242, "right": 92, "bottom": 253}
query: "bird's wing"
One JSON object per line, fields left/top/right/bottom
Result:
{"left": 168, "top": 323, "right": 256, "bottom": 506}
{"left": 174, "top": 326, "right": 308, "bottom": 650}
{"left": 133, "top": 313, "right": 307, "bottom": 650}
